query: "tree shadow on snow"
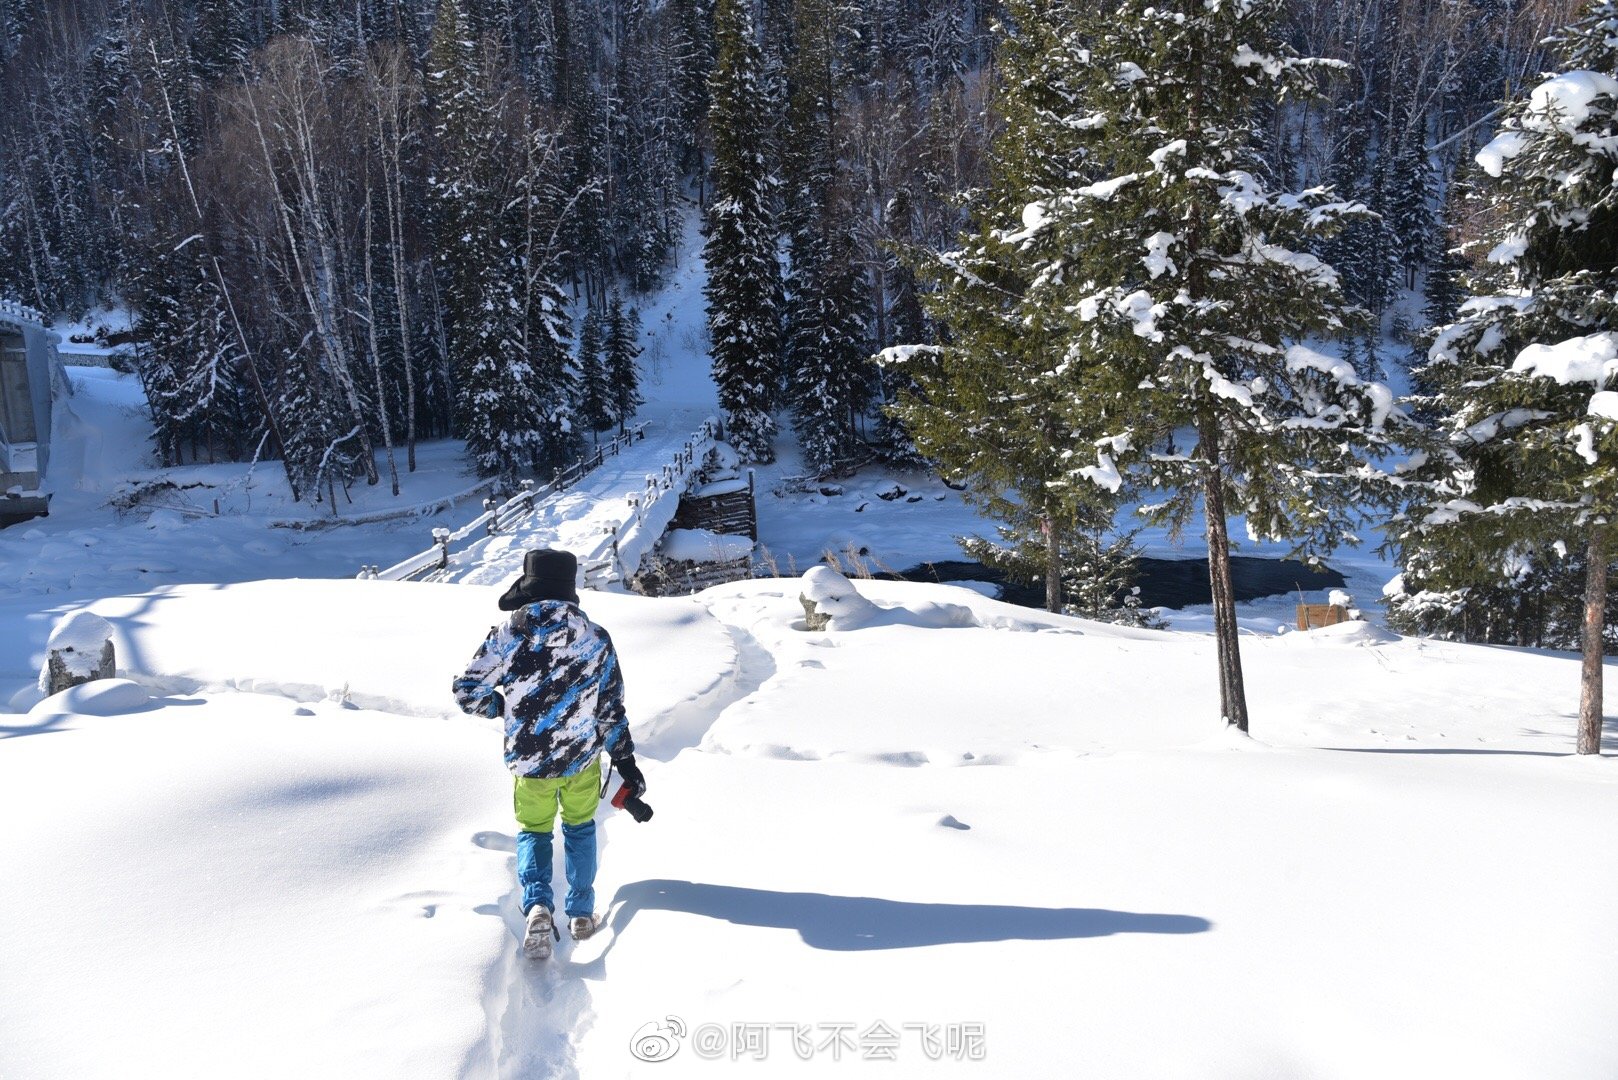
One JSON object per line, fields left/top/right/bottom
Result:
{"left": 0, "top": 712, "right": 73, "bottom": 740}
{"left": 1321, "top": 745, "right": 1603, "bottom": 758}
{"left": 603, "top": 879, "right": 1211, "bottom": 953}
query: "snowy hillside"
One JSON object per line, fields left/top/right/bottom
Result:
{"left": 1, "top": 574, "right": 1614, "bottom": 1079}
{"left": 4, "top": 163, "right": 1615, "bottom": 1080}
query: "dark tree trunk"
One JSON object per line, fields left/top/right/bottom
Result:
{"left": 1200, "top": 413, "right": 1250, "bottom": 732}
{"left": 1578, "top": 526, "right": 1608, "bottom": 755}
{"left": 1043, "top": 514, "right": 1061, "bottom": 613}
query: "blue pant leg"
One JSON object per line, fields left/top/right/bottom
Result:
{"left": 560, "top": 819, "right": 597, "bottom": 918}
{"left": 516, "top": 830, "right": 555, "bottom": 915}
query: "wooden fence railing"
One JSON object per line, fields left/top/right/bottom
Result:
{"left": 356, "top": 422, "right": 649, "bottom": 582}
{"left": 580, "top": 417, "right": 722, "bottom": 588}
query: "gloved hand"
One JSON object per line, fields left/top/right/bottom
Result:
{"left": 613, "top": 753, "right": 647, "bottom": 797}
{"left": 482, "top": 691, "right": 505, "bottom": 719}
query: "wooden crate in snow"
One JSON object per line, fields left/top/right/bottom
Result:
{"left": 1296, "top": 603, "right": 1350, "bottom": 631}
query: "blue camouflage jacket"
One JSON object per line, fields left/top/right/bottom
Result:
{"left": 453, "top": 600, "right": 635, "bottom": 778}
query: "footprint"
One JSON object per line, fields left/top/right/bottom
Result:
{"left": 384, "top": 890, "right": 449, "bottom": 919}
{"left": 473, "top": 830, "right": 516, "bottom": 852}
{"left": 937, "top": 815, "right": 971, "bottom": 831}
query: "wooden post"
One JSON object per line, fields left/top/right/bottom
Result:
{"left": 748, "top": 468, "right": 757, "bottom": 540}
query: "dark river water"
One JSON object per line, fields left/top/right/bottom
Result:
{"left": 884, "top": 556, "right": 1346, "bottom": 611}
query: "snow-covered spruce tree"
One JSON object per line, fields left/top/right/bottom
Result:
{"left": 670, "top": 0, "right": 716, "bottom": 180}
{"left": 576, "top": 307, "right": 612, "bottom": 443}
{"left": 1393, "top": 1, "right": 1618, "bottom": 755}
{"left": 704, "top": 0, "right": 784, "bottom": 464}
{"left": 789, "top": 230, "right": 872, "bottom": 475}
{"left": 508, "top": 106, "right": 581, "bottom": 477}
{"left": 1387, "top": 541, "right": 1618, "bottom": 650}
{"left": 130, "top": 239, "right": 190, "bottom": 466}
{"left": 1322, "top": 110, "right": 1403, "bottom": 320}
{"left": 1421, "top": 177, "right": 1470, "bottom": 331}
{"left": 782, "top": 0, "right": 872, "bottom": 475}
{"left": 883, "top": 0, "right": 1129, "bottom": 614}
{"left": 191, "top": 0, "right": 248, "bottom": 84}
{"left": 603, "top": 295, "right": 644, "bottom": 435}
{"left": 1385, "top": 120, "right": 1439, "bottom": 293}
{"left": 130, "top": 230, "right": 246, "bottom": 466}
{"left": 520, "top": 268, "right": 579, "bottom": 475}
{"left": 429, "top": 0, "right": 545, "bottom": 482}
{"left": 612, "top": 1, "right": 682, "bottom": 292}
{"left": 1045, "top": 0, "right": 1406, "bottom": 731}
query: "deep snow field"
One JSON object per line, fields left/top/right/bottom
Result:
{"left": 3, "top": 241, "right": 1615, "bottom": 1078}
{"left": 2, "top": 575, "right": 1615, "bottom": 1079}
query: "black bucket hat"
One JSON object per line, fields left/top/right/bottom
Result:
{"left": 498, "top": 548, "right": 580, "bottom": 610}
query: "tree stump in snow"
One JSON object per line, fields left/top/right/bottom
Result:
{"left": 798, "top": 566, "right": 879, "bottom": 631}
{"left": 40, "top": 611, "right": 117, "bottom": 696}
{"left": 800, "top": 592, "right": 832, "bottom": 631}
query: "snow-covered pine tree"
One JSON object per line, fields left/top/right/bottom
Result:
{"left": 1323, "top": 111, "right": 1402, "bottom": 319}
{"left": 884, "top": 0, "right": 1125, "bottom": 613}
{"left": 130, "top": 233, "right": 193, "bottom": 467}
{"left": 789, "top": 230, "right": 872, "bottom": 475}
{"left": 1385, "top": 121, "right": 1439, "bottom": 293}
{"left": 669, "top": 0, "right": 716, "bottom": 181}
{"left": 509, "top": 117, "right": 579, "bottom": 476}
{"left": 565, "top": 83, "right": 612, "bottom": 302}
{"left": 603, "top": 294, "right": 644, "bottom": 435}
{"left": 191, "top": 0, "right": 249, "bottom": 84}
{"left": 704, "top": 0, "right": 784, "bottom": 463}
{"left": 781, "top": 0, "right": 872, "bottom": 474}
{"left": 869, "top": 185, "right": 929, "bottom": 468}
{"left": 576, "top": 306, "right": 612, "bottom": 443}
{"left": 612, "top": 0, "right": 681, "bottom": 291}
{"left": 520, "top": 269, "right": 579, "bottom": 474}
{"left": 1393, "top": 0, "right": 1618, "bottom": 755}
{"left": 271, "top": 340, "right": 357, "bottom": 506}
{"left": 1045, "top": 0, "right": 1407, "bottom": 731}
{"left": 1421, "top": 178, "right": 1470, "bottom": 331}
{"left": 429, "top": 0, "right": 545, "bottom": 482}
{"left": 129, "top": 221, "right": 245, "bottom": 465}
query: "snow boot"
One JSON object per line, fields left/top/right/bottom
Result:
{"left": 570, "top": 914, "right": 600, "bottom": 941}
{"left": 523, "top": 906, "right": 558, "bottom": 960}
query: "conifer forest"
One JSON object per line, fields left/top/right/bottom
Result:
{"left": 2, "top": 0, "right": 1616, "bottom": 734}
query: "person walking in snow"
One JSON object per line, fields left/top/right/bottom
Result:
{"left": 453, "top": 548, "right": 648, "bottom": 959}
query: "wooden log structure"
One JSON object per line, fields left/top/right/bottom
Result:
{"left": 1296, "top": 603, "right": 1350, "bottom": 631}
{"left": 670, "top": 469, "right": 757, "bottom": 540}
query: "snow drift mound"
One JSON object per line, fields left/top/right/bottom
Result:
{"left": 796, "top": 565, "right": 1068, "bottom": 633}
{"left": 29, "top": 679, "right": 150, "bottom": 716}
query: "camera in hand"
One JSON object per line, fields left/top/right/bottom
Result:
{"left": 611, "top": 781, "right": 654, "bottom": 823}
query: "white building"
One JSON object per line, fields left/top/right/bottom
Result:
{"left": 0, "top": 298, "right": 67, "bottom": 525}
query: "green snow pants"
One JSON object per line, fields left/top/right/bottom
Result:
{"left": 514, "top": 758, "right": 601, "bottom": 917}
